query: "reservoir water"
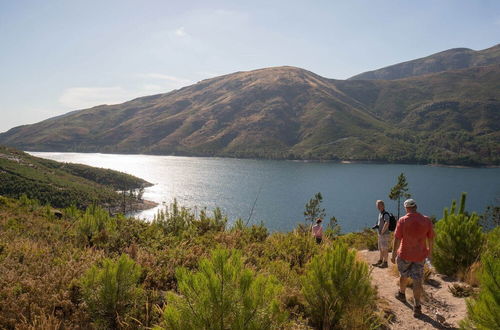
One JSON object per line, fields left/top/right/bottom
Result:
{"left": 30, "top": 152, "right": 500, "bottom": 233}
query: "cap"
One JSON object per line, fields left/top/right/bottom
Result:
{"left": 404, "top": 199, "right": 417, "bottom": 208}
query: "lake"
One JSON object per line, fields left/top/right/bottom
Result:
{"left": 29, "top": 152, "right": 500, "bottom": 233}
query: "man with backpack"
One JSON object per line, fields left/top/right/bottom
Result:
{"left": 373, "top": 200, "right": 394, "bottom": 268}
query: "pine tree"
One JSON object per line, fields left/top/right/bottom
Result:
{"left": 388, "top": 172, "right": 411, "bottom": 219}
{"left": 157, "top": 248, "right": 286, "bottom": 330}
{"left": 301, "top": 243, "right": 377, "bottom": 329}
{"left": 461, "top": 227, "right": 500, "bottom": 329}
{"left": 432, "top": 193, "right": 485, "bottom": 277}
{"left": 80, "top": 254, "right": 144, "bottom": 328}
{"left": 304, "top": 192, "right": 326, "bottom": 224}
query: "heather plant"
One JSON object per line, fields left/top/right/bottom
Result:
{"left": 264, "top": 231, "right": 319, "bottom": 269}
{"left": 80, "top": 254, "right": 144, "bottom": 328}
{"left": 156, "top": 248, "right": 286, "bottom": 330}
{"left": 433, "top": 193, "right": 485, "bottom": 277}
{"left": 338, "top": 228, "right": 378, "bottom": 251}
{"left": 301, "top": 242, "right": 377, "bottom": 329}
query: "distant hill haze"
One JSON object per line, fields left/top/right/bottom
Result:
{"left": 1, "top": 45, "right": 499, "bottom": 165}
{"left": 349, "top": 44, "right": 500, "bottom": 80}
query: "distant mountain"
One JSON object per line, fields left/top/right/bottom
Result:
{"left": 1, "top": 54, "right": 499, "bottom": 165}
{"left": 349, "top": 44, "right": 500, "bottom": 80}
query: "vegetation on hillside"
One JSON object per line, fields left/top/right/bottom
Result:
{"left": 0, "top": 194, "right": 382, "bottom": 329}
{"left": 0, "top": 190, "right": 497, "bottom": 329}
{"left": 0, "top": 145, "right": 150, "bottom": 210}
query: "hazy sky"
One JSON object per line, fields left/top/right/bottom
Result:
{"left": 1, "top": 0, "right": 499, "bottom": 132}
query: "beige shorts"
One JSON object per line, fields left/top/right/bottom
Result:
{"left": 378, "top": 233, "right": 390, "bottom": 251}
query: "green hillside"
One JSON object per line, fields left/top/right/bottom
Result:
{"left": 0, "top": 145, "right": 151, "bottom": 209}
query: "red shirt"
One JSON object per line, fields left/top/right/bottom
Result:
{"left": 394, "top": 212, "right": 435, "bottom": 262}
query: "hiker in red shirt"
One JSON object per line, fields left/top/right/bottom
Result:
{"left": 391, "top": 199, "right": 435, "bottom": 318}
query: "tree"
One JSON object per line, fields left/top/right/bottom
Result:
{"left": 157, "top": 248, "right": 286, "bottom": 330}
{"left": 432, "top": 193, "right": 485, "bottom": 277}
{"left": 389, "top": 172, "right": 411, "bottom": 219}
{"left": 301, "top": 243, "right": 377, "bottom": 329}
{"left": 304, "top": 192, "right": 326, "bottom": 224}
{"left": 80, "top": 254, "right": 144, "bottom": 328}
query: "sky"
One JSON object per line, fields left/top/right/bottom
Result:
{"left": 0, "top": 0, "right": 499, "bottom": 133}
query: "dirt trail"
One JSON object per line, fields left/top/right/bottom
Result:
{"left": 359, "top": 250, "right": 468, "bottom": 330}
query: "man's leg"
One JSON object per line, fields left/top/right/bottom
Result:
{"left": 373, "top": 235, "right": 383, "bottom": 266}
{"left": 380, "top": 235, "right": 389, "bottom": 266}
{"left": 399, "top": 275, "right": 408, "bottom": 294}
{"left": 413, "top": 279, "right": 423, "bottom": 306}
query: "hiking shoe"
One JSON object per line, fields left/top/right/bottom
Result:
{"left": 413, "top": 305, "right": 422, "bottom": 318}
{"left": 372, "top": 260, "right": 383, "bottom": 267}
{"left": 395, "top": 291, "right": 406, "bottom": 302}
{"left": 380, "top": 261, "right": 388, "bottom": 268}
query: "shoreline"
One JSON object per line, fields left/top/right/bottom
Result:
{"left": 26, "top": 150, "right": 499, "bottom": 168}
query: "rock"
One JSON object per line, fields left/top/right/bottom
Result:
{"left": 436, "top": 313, "right": 446, "bottom": 323}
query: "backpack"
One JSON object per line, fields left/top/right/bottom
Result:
{"left": 383, "top": 211, "right": 397, "bottom": 232}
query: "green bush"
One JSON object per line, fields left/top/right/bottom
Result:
{"left": 156, "top": 248, "right": 286, "bottom": 330}
{"left": 433, "top": 193, "right": 485, "bottom": 277}
{"left": 301, "top": 242, "right": 377, "bottom": 329}
{"left": 461, "top": 252, "right": 500, "bottom": 329}
{"left": 76, "top": 204, "right": 117, "bottom": 247}
{"left": 80, "top": 254, "right": 144, "bottom": 328}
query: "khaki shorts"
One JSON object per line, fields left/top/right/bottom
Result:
{"left": 378, "top": 233, "right": 390, "bottom": 251}
{"left": 397, "top": 256, "right": 424, "bottom": 280}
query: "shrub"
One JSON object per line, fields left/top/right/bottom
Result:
{"left": 338, "top": 228, "right": 378, "bottom": 251}
{"left": 156, "top": 248, "right": 286, "bottom": 330}
{"left": 460, "top": 253, "right": 500, "bottom": 329}
{"left": 156, "top": 199, "right": 193, "bottom": 234}
{"left": 264, "top": 232, "right": 319, "bottom": 269}
{"left": 433, "top": 193, "right": 485, "bottom": 277}
{"left": 76, "top": 204, "right": 117, "bottom": 247}
{"left": 301, "top": 243, "right": 377, "bottom": 329}
{"left": 192, "top": 207, "right": 227, "bottom": 234}
{"left": 80, "top": 254, "right": 144, "bottom": 328}
{"left": 460, "top": 227, "right": 500, "bottom": 329}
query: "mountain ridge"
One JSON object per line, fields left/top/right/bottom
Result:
{"left": 349, "top": 44, "right": 500, "bottom": 80}
{"left": 1, "top": 46, "right": 499, "bottom": 165}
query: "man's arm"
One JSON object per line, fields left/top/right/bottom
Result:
{"left": 391, "top": 237, "right": 401, "bottom": 263}
{"left": 381, "top": 218, "right": 389, "bottom": 234}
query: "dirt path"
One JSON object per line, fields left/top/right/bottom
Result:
{"left": 358, "top": 250, "right": 468, "bottom": 330}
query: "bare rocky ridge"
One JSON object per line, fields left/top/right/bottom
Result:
{"left": 349, "top": 44, "right": 500, "bottom": 80}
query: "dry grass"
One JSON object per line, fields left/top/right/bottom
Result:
{"left": 461, "top": 261, "right": 481, "bottom": 287}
